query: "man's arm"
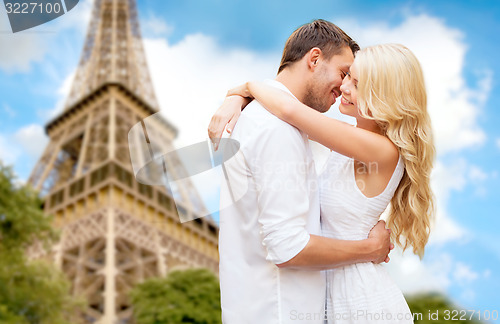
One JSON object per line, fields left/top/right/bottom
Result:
{"left": 250, "top": 120, "right": 392, "bottom": 270}
{"left": 277, "top": 220, "right": 393, "bottom": 270}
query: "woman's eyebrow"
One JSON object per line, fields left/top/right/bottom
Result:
{"left": 349, "top": 69, "right": 358, "bottom": 83}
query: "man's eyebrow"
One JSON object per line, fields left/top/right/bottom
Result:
{"left": 340, "top": 64, "right": 351, "bottom": 71}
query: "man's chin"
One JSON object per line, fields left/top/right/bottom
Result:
{"left": 315, "top": 104, "right": 331, "bottom": 113}
{"left": 303, "top": 97, "right": 330, "bottom": 113}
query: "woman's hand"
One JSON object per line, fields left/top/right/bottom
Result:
{"left": 227, "top": 82, "right": 254, "bottom": 99}
{"left": 208, "top": 95, "right": 249, "bottom": 151}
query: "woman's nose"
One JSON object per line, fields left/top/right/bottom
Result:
{"left": 340, "top": 84, "right": 350, "bottom": 94}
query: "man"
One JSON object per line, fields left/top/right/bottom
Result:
{"left": 209, "top": 20, "right": 392, "bottom": 324}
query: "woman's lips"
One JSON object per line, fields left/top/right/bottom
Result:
{"left": 341, "top": 95, "right": 353, "bottom": 105}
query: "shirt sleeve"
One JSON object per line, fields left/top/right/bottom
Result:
{"left": 247, "top": 120, "right": 312, "bottom": 264}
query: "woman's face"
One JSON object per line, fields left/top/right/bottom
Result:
{"left": 339, "top": 61, "right": 360, "bottom": 118}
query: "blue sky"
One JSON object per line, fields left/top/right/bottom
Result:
{"left": 1, "top": 0, "right": 499, "bottom": 321}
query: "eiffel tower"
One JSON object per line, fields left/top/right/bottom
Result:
{"left": 27, "top": 0, "right": 219, "bottom": 322}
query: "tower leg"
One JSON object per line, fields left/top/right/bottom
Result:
{"left": 102, "top": 207, "right": 117, "bottom": 323}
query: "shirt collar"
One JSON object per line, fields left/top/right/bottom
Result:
{"left": 262, "top": 79, "right": 299, "bottom": 101}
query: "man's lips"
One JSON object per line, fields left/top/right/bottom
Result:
{"left": 332, "top": 90, "right": 341, "bottom": 104}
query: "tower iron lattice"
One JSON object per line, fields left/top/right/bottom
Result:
{"left": 28, "top": 0, "right": 219, "bottom": 322}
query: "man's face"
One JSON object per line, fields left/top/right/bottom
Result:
{"left": 303, "top": 46, "right": 354, "bottom": 113}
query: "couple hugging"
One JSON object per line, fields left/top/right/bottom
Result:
{"left": 207, "top": 19, "right": 434, "bottom": 324}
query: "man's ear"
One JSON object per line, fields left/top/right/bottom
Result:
{"left": 307, "top": 47, "right": 322, "bottom": 71}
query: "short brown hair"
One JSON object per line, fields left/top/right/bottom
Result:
{"left": 278, "top": 19, "right": 360, "bottom": 74}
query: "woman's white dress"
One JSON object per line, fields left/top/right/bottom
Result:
{"left": 319, "top": 151, "right": 413, "bottom": 324}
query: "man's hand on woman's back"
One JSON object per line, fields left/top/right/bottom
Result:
{"left": 368, "top": 220, "right": 394, "bottom": 264}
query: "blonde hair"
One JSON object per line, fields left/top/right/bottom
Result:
{"left": 355, "top": 44, "right": 435, "bottom": 258}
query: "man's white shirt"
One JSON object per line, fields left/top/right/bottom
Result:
{"left": 219, "top": 80, "right": 325, "bottom": 324}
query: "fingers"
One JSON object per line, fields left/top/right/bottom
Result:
{"left": 227, "top": 117, "right": 238, "bottom": 134}
{"left": 208, "top": 117, "right": 224, "bottom": 151}
{"left": 207, "top": 122, "right": 221, "bottom": 143}
{"left": 384, "top": 243, "right": 395, "bottom": 263}
{"left": 209, "top": 136, "right": 221, "bottom": 151}
{"left": 227, "top": 85, "right": 244, "bottom": 97}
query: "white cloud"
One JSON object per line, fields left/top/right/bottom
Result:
{"left": 0, "top": 124, "right": 48, "bottom": 175}
{"left": 431, "top": 212, "right": 466, "bottom": 245}
{"left": 40, "top": 70, "right": 76, "bottom": 120}
{"left": 431, "top": 159, "right": 467, "bottom": 204}
{"left": 13, "top": 124, "right": 48, "bottom": 158}
{"left": 0, "top": 15, "right": 47, "bottom": 72}
{"left": 2, "top": 103, "right": 15, "bottom": 118}
{"left": 53, "top": 0, "right": 93, "bottom": 34}
{"left": 468, "top": 165, "right": 488, "bottom": 182}
{"left": 459, "top": 289, "right": 476, "bottom": 303}
{"left": 385, "top": 249, "right": 450, "bottom": 294}
{"left": 474, "top": 69, "right": 493, "bottom": 105}
{"left": 453, "top": 262, "right": 479, "bottom": 283}
{"left": 0, "top": 134, "right": 21, "bottom": 165}
{"left": 496, "top": 138, "right": 500, "bottom": 150}
{"left": 0, "top": 0, "right": 92, "bottom": 73}
{"left": 337, "top": 14, "right": 489, "bottom": 155}
{"left": 142, "top": 13, "right": 174, "bottom": 37}
{"left": 143, "top": 34, "right": 280, "bottom": 148}
{"left": 386, "top": 250, "right": 482, "bottom": 304}
{"left": 465, "top": 165, "right": 490, "bottom": 197}
{"left": 453, "top": 262, "right": 479, "bottom": 302}
{"left": 429, "top": 160, "right": 467, "bottom": 244}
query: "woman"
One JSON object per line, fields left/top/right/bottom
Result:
{"left": 209, "top": 44, "right": 435, "bottom": 323}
